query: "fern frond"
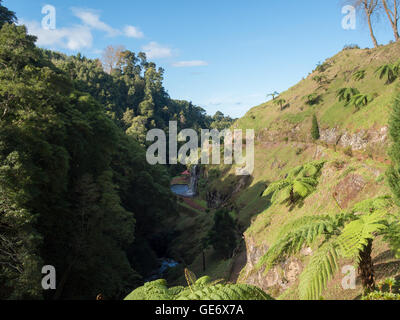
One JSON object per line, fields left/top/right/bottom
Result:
{"left": 375, "top": 64, "right": 397, "bottom": 84}
{"left": 338, "top": 211, "right": 387, "bottom": 262}
{"left": 300, "top": 161, "right": 325, "bottom": 177}
{"left": 293, "top": 180, "right": 316, "bottom": 198}
{"left": 125, "top": 278, "right": 274, "bottom": 300}
{"left": 124, "top": 279, "right": 172, "bottom": 300}
{"left": 352, "top": 70, "right": 366, "bottom": 81}
{"left": 185, "top": 268, "right": 197, "bottom": 292}
{"left": 176, "top": 283, "right": 273, "bottom": 300}
{"left": 298, "top": 239, "right": 341, "bottom": 300}
{"left": 263, "top": 180, "right": 290, "bottom": 198}
{"left": 257, "top": 215, "right": 340, "bottom": 274}
{"left": 352, "top": 196, "right": 392, "bottom": 214}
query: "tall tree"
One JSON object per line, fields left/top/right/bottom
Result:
{"left": 381, "top": 0, "right": 399, "bottom": 41}
{"left": 101, "top": 45, "right": 125, "bottom": 74}
{"left": 353, "top": 0, "right": 380, "bottom": 48}
{"left": 0, "top": 0, "right": 16, "bottom": 27}
{"left": 267, "top": 91, "right": 280, "bottom": 100}
{"left": 207, "top": 209, "right": 237, "bottom": 260}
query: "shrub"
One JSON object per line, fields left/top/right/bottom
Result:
{"left": 343, "top": 44, "right": 360, "bottom": 50}
{"left": 311, "top": 114, "right": 320, "bottom": 140}
{"left": 332, "top": 160, "right": 345, "bottom": 170}
{"left": 343, "top": 146, "right": 353, "bottom": 157}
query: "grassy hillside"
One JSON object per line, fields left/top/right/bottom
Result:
{"left": 197, "top": 42, "right": 400, "bottom": 300}
{"left": 235, "top": 42, "right": 399, "bottom": 136}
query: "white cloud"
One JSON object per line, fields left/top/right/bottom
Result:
{"left": 72, "top": 8, "right": 119, "bottom": 37}
{"left": 142, "top": 42, "right": 172, "bottom": 59}
{"left": 172, "top": 60, "right": 208, "bottom": 67}
{"left": 20, "top": 8, "right": 154, "bottom": 53}
{"left": 124, "top": 25, "right": 144, "bottom": 38}
{"left": 22, "top": 19, "right": 93, "bottom": 51}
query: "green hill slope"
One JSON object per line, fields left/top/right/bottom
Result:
{"left": 202, "top": 42, "right": 400, "bottom": 300}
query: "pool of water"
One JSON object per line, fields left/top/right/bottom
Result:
{"left": 171, "top": 184, "right": 196, "bottom": 197}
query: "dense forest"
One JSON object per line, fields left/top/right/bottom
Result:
{"left": 0, "top": 1, "right": 234, "bottom": 300}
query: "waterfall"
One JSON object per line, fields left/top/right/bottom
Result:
{"left": 186, "top": 165, "right": 198, "bottom": 197}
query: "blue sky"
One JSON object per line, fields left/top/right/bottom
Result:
{"left": 5, "top": 0, "right": 395, "bottom": 118}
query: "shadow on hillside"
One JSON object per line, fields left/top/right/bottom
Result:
{"left": 375, "top": 260, "right": 400, "bottom": 280}
{"left": 195, "top": 173, "right": 274, "bottom": 282}
{"left": 212, "top": 174, "right": 272, "bottom": 231}
{"left": 373, "top": 249, "right": 396, "bottom": 265}
{"left": 373, "top": 249, "right": 400, "bottom": 281}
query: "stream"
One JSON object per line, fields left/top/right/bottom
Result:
{"left": 146, "top": 166, "right": 198, "bottom": 282}
{"left": 145, "top": 258, "right": 179, "bottom": 282}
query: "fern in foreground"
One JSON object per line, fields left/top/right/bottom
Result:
{"left": 124, "top": 276, "right": 274, "bottom": 300}
{"left": 257, "top": 197, "right": 394, "bottom": 300}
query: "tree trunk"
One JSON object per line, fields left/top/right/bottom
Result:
{"left": 382, "top": 0, "right": 400, "bottom": 41}
{"left": 367, "top": 13, "right": 379, "bottom": 48}
{"left": 358, "top": 238, "right": 375, "bottom": 292}
{"left": 202, "top": 250, "right": 206, "bottom": 272}
{"left": 289, "top": 188, "right": 295, "bottom": 204}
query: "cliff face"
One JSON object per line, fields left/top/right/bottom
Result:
{"left": 240, "top": 234, "right": 306, "bottom": 294}
{"left": 319, "top": 126, "right": 388, "bottom": 152}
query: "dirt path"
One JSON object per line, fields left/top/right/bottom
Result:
{"left": 182, "top": 198, "right": 205, "bottom": 212}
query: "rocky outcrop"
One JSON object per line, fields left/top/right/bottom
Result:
{"left": 257, "top": 125, "right": 388, "bottom": 153}
{"left": 238, "top": 235, "right": 307, "bottom": 294}
{"left": 334, "top": 174, "right": 366, "bottom": 209}
{"left": 320, "top": 126, "right": 388, "bottom": 151}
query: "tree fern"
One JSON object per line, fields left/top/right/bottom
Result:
{"left": 352, "top": 70, "right": 366, "bottom": 81}
{"left": 337, "top": 210, "right": 387, "bottom": 262}
{"left": 298, "top": 210, "right": 388, "bottom": 300}
{"left": 258, "top": 197, "right": 391, "bottom": 300}
{"left": 273, "top": 98, "right": 286, "bottom": 111}
{"left": 336, "top": 88, "right": 359, "bottom": 105}
{"left": 263, "top": 161, "right": 325, "bottom": 205}
{"left": 124, "top": 276, "right": 274, "bottom": 300}
{"left": 351, "top": 196, "right": 392, "bottom": 214}
{"left": 375, "top": 64, "right": 398, "bottom": 84}
{"left": 348, "top": 93, "right": 373, "bottom": 110}
{"left": 256, "top": 214, "right": 353, "bottom": 275}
